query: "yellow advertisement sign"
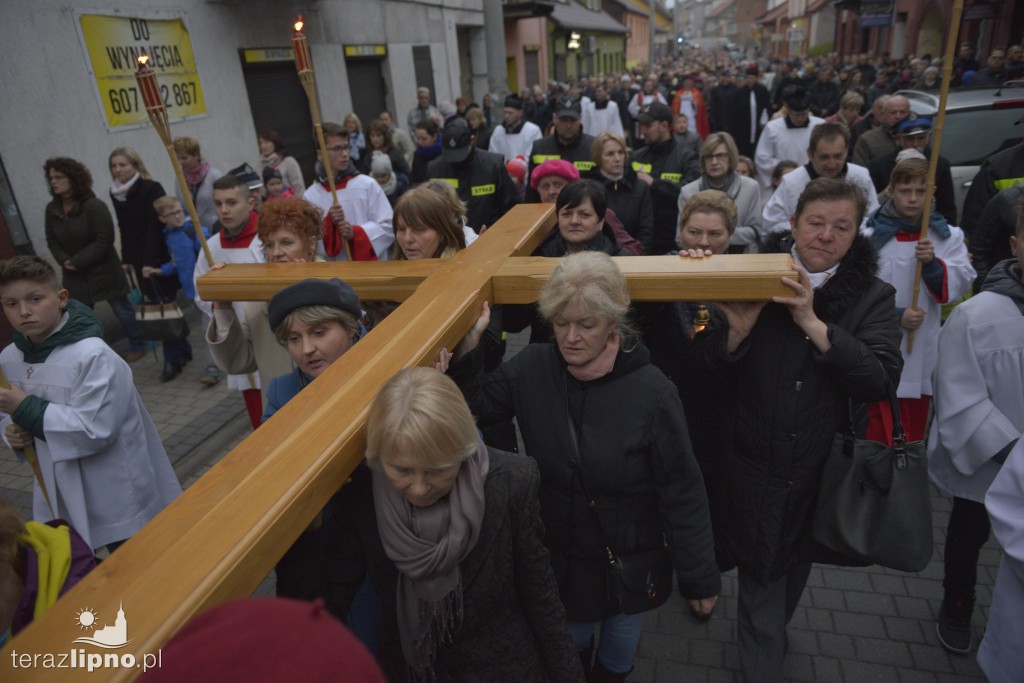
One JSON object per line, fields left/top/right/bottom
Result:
{"left": 78, "top": 14, "right": 206, "bottom": 129}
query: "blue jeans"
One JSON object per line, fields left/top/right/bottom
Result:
{"left": 568, "top": 612, "right": 645, "bottom": 674}
{"left": 107, "top": 296, "right": 144, "bottom": 353}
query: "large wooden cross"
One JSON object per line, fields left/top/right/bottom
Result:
{"left": 4, "top": 205, "right": 794, "bottom": 682}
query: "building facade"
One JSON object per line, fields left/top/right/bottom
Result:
{"left": 0, "top": 0, "right": 488, "bottom": 258}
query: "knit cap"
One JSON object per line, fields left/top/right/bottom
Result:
{"left": 370, "top": 151, "right": 393, "bottom": 176}
{"left": 140, "top": 598, "right": 385, "bottom": 683}
{"left": 262, "top": 166, "right": 283, "bottom": 184}
{"left": 530, "top": 159, "right": 580, "bottom": 190}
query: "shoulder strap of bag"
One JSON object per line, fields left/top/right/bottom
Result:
{"left": 564, "top": 379, "right": 616, "bottom": 562}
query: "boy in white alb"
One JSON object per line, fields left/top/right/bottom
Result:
{"left": 864, "top": 157, "right": 975, "bottom": 442}
{"left": 194, "top": 174, "right": 265, "bottom": 428}
{"left": 305, "top": 122, "right": 393, "bottom": 261}
{"left": 0, "top": 256, "right": 180, "bottom": 552}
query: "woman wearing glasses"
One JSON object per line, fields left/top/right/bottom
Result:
{"left": 678, "top": 132, "right": 763, "bottom": 253}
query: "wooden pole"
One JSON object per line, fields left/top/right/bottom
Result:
{"left": 907, "top": 0, "right": 963, "bottom": 354}
{"left": 294, "top": 22, "right": 353, "bottom": 261}
{"left": 135, "top": 58, "right": 214, "bottom": 267}
{"left": 0, "top": 371, "right": 53, "bottom": 514}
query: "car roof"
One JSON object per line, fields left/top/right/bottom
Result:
{"left": 893, "top": 86, "right": 1024, "bottom": 115}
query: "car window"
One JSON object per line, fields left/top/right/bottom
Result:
{"left": 941, "top": 106, "right": 1024, "bottom": 165}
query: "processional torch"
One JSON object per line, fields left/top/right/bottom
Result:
{"left": 907, "top": 0, "right": 964, "bottom": 353}
{"left": 292, "top": 18, "right": 352, "bottom": 260}
{"left": 134, "top": 54, "right": 215, "bottom": 267}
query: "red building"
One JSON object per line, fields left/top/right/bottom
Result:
{"left": 835, "top": 0, "right": 1024, "bottom": 61}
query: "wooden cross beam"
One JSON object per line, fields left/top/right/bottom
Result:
{"left": 3, "top": 205, "right": 794, "bottom": 682}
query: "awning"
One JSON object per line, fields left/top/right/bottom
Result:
{"left": 549, "top": 0, "right": 628, "bottom": 33}
{"left": 806, "top": 0, "right": 831, "bottom": 12}
{"left": 758, "top": 1, "right": 789, "bottom": 25}
{"left": 706, "top": 0, "right": 738, "bottom": 19}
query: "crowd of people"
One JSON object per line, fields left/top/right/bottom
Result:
{"left": 1, "top": 38, "right": 1024, "bottom": 683}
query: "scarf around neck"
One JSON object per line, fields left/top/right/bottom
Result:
{"left": 184, "top": 160, "right": 211, "bottom": 189}
{"left": 566, "top": 331, "right": 621, "bottom": 381}
{"left": 371, "top": 440, "right": 489, "bottom": 680}
{"left": 867, "top": 197, "right": 951, "bottom": 250}
{"left": 700, "top": 170, "right": 740, "bottom": 198}
{"left": 110, "top": 173, "right": 140, "bottom": 202}
{"left": 415, "top": 135, "right": 444, "bottom": 161}
{"left": 791, "top": 245, "right": 840, "bottom": 290}
{"left": 260, "top": 152, "right": 282, "bottom": 168}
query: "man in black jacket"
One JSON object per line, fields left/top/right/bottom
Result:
{"left": 970, "top": 186, "right": 1024, "bottom": 290}
{"left": 868, "top": 117, "right": 957, "bottom": 224}
{"left": 725, "top": 65, "right": 771, "bottom": 158}
{"left": 630, "top": 101, "right": 700, "bottom": 254}
{"left": 427, "top": 117, "right": 518, "bottom": 232}
{"left": 524, "top": 102, "right": 595, "bottom": 203}
{"left": 962, "top": 140, "right": 1024, "bottom": 241}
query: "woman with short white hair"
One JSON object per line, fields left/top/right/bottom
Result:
{"left": 444, "top": 251, "right": 719, "bottom": 681}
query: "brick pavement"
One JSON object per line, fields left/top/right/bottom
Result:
{"left": 0, "top": 322, "right": 1002, "bottom": 681}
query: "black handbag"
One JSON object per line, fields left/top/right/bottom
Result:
{"left": 812, "top": 379, "right": 933, "bottom": 572}
{"left": 129, "top": 270, "right": 190, "bottom": 343}
{"left": 565, "top": 406, "right": 673, "bottom": 615}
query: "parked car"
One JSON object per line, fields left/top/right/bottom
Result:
{"left": 896, "top": 87, "right": 1024, "bottom": 220}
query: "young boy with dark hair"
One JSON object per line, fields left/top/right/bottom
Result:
{"left": 147, "top": 195, "right": 218, "bottom": 385}
{"left": 866, "top": 158, "right": 975, "bottom": 440}
{"left": 304, "top": 121, "right": 392, "bottom": 261}
{"left": 193, "top": 174, "right": 265, "bottom": 427}
{"left": 0, "top": 256, "right": 180, "bottom": 552}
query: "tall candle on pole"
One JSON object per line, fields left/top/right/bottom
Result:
{"left": 134, "top": 55, "right": 214, "bottom": 267}
{"left": 906, "top": 0, "right": 964, "bottom": 354}
{"left": 293, "top": 18, "right": 352, "bottom": 260}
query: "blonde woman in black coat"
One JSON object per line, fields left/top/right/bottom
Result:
{"left": 326, "top": 368, "right": 584, "bottom": 683}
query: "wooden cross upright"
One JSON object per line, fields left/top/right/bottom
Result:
{"left": 4, "top": 205, "right": 794, "bottom": 682}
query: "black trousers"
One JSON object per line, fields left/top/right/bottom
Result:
{"left": 942, "top": 496, "right": 992, "bottom": 605}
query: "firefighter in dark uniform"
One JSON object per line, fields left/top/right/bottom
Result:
{"left": 524, "top": 102, "right": 596, "bottom": 203}
{"left": 630, "top": 101, "right": 701, "bottom": 255}
{"left": 427, "top": 117, "right": 519, "bottom": 232}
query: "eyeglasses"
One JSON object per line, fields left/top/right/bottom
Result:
{"left": 706, "top": 153, "right": 730, "bottom": 162}
{"left": 160, "top": 209, "right": 185, "bottom": 219}
{"left": 326, "top": 145, "right": 351, "bottom": 153}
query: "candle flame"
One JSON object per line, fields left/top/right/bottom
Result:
{"left": 294, "top": 19, "right": 304, "bottom": 32}
{"left": 137, "top": 54, "right": 150, "bottom": 66}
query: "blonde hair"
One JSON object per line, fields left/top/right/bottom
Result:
{"left": 391, "top": 185, "right": 467, "bottom": 260}
{"left": 537, "top": 251, "right": 637, "bottom": 349}
{"left": 591, "top": 132, "right": 627, "bottom": 166}
{"left": 678, "top": 190, "right": 738, "bottom": 240}
{"left": 699, "top": 133, "right": 738, "bottom": 172}
{"left": 109, "top": 147, "right": 152, "bottom": 180}
{"left": 344, "top": 113, "right": 363, "bottom": 133}
{"left": 273, "top": 305, "right": 360, "bottom": 346}
{"left": 365, "top": 367, "right": 478, "bottom": 469}
{"left": 172, "top": 136, "right": 200, "bottom": 157}
{"left": 153, "top": 195, "right": 182, "bottom": 215}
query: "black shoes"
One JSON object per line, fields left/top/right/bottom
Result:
{"left": 159, "top": 362, "right": 182, "bottom": 382}
{"left": 936, "top": 597, "right": 974, "bottom": 654}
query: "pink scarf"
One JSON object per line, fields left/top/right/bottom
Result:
{"left": 184, "top": 159, "right": 211, "bottom": 189}
{"left": 566, "top": 332, "right": 620, "bottom": 381}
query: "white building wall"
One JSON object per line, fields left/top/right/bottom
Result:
{"left": 0, "top": 0, "right": 482, "bottom": 258}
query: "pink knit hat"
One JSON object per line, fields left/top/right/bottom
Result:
{"left": 530, "top": 158, "right": 580, "bottom": 190}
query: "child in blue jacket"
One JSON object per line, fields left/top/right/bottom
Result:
{"left": 144, "top": 196, "right": 219, "bottom": 385}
